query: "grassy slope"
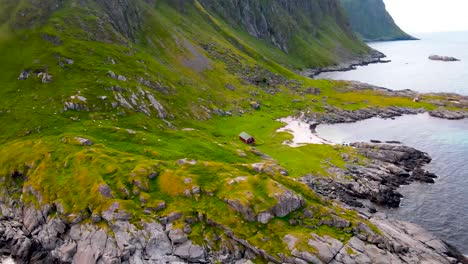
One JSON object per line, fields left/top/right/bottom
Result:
{"left": 0, "top": 0, "right": 448, "bottom": 260}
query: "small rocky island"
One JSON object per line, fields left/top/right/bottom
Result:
{"left": 428, "top": 55, "right": 460, "bottom": 62}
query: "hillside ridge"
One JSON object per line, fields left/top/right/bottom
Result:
{"left": 341, "top": 0, "right": 417, "bottom": 42}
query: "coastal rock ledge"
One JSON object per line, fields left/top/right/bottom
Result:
{"left": 302, "top": 143, "right": 438, "bottom": 209}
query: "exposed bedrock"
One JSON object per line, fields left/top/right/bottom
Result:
{"left": 302, "top": 143, "right": 437, "bottom": 209}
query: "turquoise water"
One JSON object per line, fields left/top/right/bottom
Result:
{"left": 317, "top": 114, "right": 468, "bottom": 254}
{"left": 317, "top": 32, "right": 468, "bottom": 95}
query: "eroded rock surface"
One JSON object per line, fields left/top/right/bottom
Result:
{"left": 302, "top": 143, "right": 437, "bottom": 208}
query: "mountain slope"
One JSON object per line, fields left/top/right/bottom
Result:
{"left": 340, "top": 0, "right": 416, "bottom": 41}
{"left": 197, "top": 0, "right": 370, "bottom": 67}
{"left": 0, "top": 0, "right": 466, "bottom": 263}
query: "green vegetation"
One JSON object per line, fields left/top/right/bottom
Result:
{"left": 341, "top": 0, "right": 416, "bottom": 41}
{"left": 0, "top": 0, "right": 463, "bottom": 261}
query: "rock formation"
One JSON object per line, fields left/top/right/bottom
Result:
{"left": 429, "top": 55, "right": 461, "bottom": 62}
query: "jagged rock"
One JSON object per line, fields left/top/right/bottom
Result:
{"left": 53, "top": 240, "right": 77, "bottom": 263}
{"left": 62, "top": 57, "right": 74, "bottom": 65}
{"left": 411, "top": 168, "right": 437, "bottom": 183}
{"left": 271, "top": 190, "right": 305, "bottom": 217}
{"left": 303, "top": 142, "right": 438, "bottom": 209}
{"left": 91, "top": 214, "right": 102, "bottom": 223}
{"left": 430, "top": 108, "right": 467, "bottom": 120}
{"left": 225, "top": 199, "right": 255, "bottom": 221}
{"left": 98, "top": 184, "right": 113, "bottom": 198}
{"left": 18, "top": 70, "right": 31, "bottom": 80}
{"left": 146, "top": 93, "right": 168, "bottom": 119}
{"left": 192, "top": 186, "right": 201, "bottom": 195}
{"left": 319, "top": 216, "right": 351, "bottom": 229}
{"left": 102, "top": 202, "right": 131, "bottom": 222}
{"left": 75, "top": 137, "right": 93, "bottom": 146}
{"left": 36, "top": 217, "right": 66, "bottom": 250}
{"left": 183, "top": 224, "right": 192, "bottom": 234}
{"left": 257, "top": 211, "right": 274, "bottom": 224}
{"left": 225, "top": 83, "right": 236, "bottom": 91}
{"left": 117, "top": 75, "right": 127, "bottom": 81}
{"left": 107, "top": 70, "right": 117, "bottom": 79}
{"left": 64, "top": 95, "right": 89, "bottom": 112}
{"left": 169, "top": 228, "right": 188, "bottom": 245}
{"left": 283, "top": 234, "right": 298, "bottom": 250}
{"left": 146, "top": 201, "right": 166, "bottom": 212}
{"left": 250, "top": 101, "right": 261, "bottom": 110}
{"left": 174, "top": 241, "right": 205, "bottom": 262}
{"left": 37, "top": 71, "right": 52, "bottom": 83}
{"left": 305, "top": 105, "right": 426, "bottom": 124}
{"left": 330, "top": 214, "right": 463, "bottom": 264}
{"left": 160, "top": 212, "right": 183, "bottom": 225}
{"left": 429, "top": 55, "right": 460, "bottom": 62}
{"left": 228, "top": 176, "right": 247, "bottom": 185}
{"left": 308, "top": 234, "right": 343, "bottom": 263}
{"left": 41, "top": 32, "right": 63, "bottom": 45}
{"left": 291, "top": 249, "right": 322, "bottom": 264}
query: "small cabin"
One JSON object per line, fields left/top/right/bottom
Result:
{"left": 239, "top": 132, "right": 255, "bottom": 145}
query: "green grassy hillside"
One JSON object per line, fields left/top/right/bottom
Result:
{"left": 0, "top": 0, "right": 450, "bottom": 261}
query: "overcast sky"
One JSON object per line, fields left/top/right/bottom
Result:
{"left": 384, "top": 0, "right": 468, "bottom": 33}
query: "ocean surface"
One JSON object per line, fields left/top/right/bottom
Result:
{"left": 317, "top": 113, "right": 468, "bottom": 255}
{"left": 317, "top": 31, "right": 468, "bottom": 95}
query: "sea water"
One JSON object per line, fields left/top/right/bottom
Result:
{"left": 317, "top": 113, "right": 468, "bottom": 254}
{"left": 317, "top": 31, "right": 468, "bottom": 95}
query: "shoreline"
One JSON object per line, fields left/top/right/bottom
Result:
{"left": 298, "top": 49, "right": 391, "bottom": 78}
{"left": 1, "top": 115, "right": 467, "bottom": 264}
{"left": 277, "top": 112, "right": 468, "bottom": 259}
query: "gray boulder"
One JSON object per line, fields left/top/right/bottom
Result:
{"left": 174, "top": 241, "right": 206, "bottom": 262}
{"left": 429, "top": 55, "right": 460, "bottom": 62}
{"left": 271, "top": 190, "right": 305, "bottom": 217}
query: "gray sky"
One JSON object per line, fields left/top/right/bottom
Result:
{"left": 384, "top": 0, "right": 468, "bottom": 33}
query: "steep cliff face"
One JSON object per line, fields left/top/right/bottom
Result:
{"left": 197, "top": 0, "right": 353, "bottom": 52}
{"left": 341, "top": 0, "right": 416, "bottom": 41}
{"left": 197, "top": 0, "right": 370, "bottom": 67}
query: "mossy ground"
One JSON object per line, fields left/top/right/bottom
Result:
{"left": 0, "top": 0, "right": 462, "bottom": 260}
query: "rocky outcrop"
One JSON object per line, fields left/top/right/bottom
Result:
{"left": 226, "top": 184, "right": 305, "bottom": 224}
{"left": 271, "top": 190, "right": 305, "bottom": 218}
{"left": 283, "top": 213, "right": 466, "bottom": 264}
{"left": 430, "top": 107, "right": 468, "bottom": 120}
{"left": 0, "top": 196, "right": 218, "bottom": 263}
{"left": 305, "top": 105, "right": 426, "bottom": 124}
{"left": 331, "top": 214, "right": 466, "bottom": 264}
{"left": 429, "top": 55, "right": 460, "bottom": 62}
{"left": 302, "top": 143, "right": 437, "bottom": 208}
{"left": 300, "top": 49, "right": 389, "bottom": 77}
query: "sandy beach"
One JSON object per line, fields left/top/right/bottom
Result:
{"left": 277, "top": 116, "right": 332, "bottom": 147}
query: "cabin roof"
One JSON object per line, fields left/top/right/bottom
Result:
{"left": 239, "top": 132, "right": 253, "bottom": 139}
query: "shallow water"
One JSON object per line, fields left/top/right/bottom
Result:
{"left": 316, "top": 113, "right": 468, "bottom": 254}
{"left": 317, "top": 32, "right": 468, "bottom": 95}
